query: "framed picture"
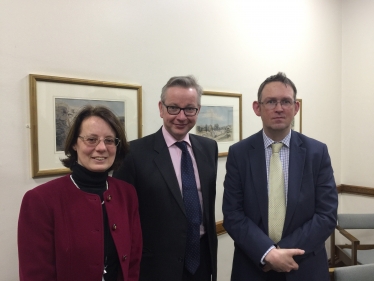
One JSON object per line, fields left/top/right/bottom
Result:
{"left": 292, "top": 99, "right": 302, "bottom": 133}
{"left": 29, "top": 74, "right": 142, "bottom": 178}
{"left": 193, "top": 91, "right": 242, "bottom": 157}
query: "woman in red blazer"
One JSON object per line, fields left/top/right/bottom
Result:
{"left": 18, "top": 105, "right": 142, "bottom": 281}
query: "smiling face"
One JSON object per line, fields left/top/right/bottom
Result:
{"left": 73, "top": 116, "right": 117, "bottom": 172}
{"left": 159, "top": 86, "right": 200, "bottom": 141}
{"left": 253, "top": 81, "right": 299, "bottom": 141}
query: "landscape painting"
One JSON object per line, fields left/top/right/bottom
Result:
{"left": 196, "top": 106, "right": 233, "bottom": 142}
{"left": 55, "top": 98, "right": 125, "bottom": 151}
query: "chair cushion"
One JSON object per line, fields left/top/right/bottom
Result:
{"left": 334, "top": 264, "right": 374, "bottom": 281}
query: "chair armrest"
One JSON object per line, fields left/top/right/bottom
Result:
{"left": 336, "top": 225, "right": 360, "bottom": 265}
{"left": 336, "top": 225, "right": 360, "bottom": 244}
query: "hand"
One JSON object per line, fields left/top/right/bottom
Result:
{"left": 262, "top": 264, "right": 272, "bottom": 272}
{"left": 263, "top": 248, "right": 305, "bottom": 272}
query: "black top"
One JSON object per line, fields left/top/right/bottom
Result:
{"left": 71, "top": 163, "right": 120, "bottom": 281}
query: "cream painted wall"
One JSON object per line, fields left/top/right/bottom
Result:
{"left": 341, "top": 0, "right": 374, "bottom": 186}
{"left": 1, "top": 0, "right": 342, "bottom": 280}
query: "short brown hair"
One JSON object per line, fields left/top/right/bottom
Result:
{"left": 60, "top": 105, "right": 129, "bottom": 171}
{"left": 257, "top": 72, "right": 297, "bottom": 101}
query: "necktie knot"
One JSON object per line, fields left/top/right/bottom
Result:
{"left": 175, "top": 141, "right": 188, "bottom": 152}
{"left": 271, "top": 142, "right": 283, "bottom": 154}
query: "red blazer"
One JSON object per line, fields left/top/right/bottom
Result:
{"left": 18, "top": 175, "right": 142, "bottom": 281}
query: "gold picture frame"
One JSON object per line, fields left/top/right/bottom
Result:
{"left": 29, "top": 74, "right": 142, "bottom": 178}
{"left": 194, "top": 91, "right": 242, "bottom": 157}
{"left": 292, "top": 98, "right": 302, "bottom": 133}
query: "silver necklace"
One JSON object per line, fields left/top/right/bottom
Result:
{"left": 70, "top": 175, "right": 108, "bottom": 205}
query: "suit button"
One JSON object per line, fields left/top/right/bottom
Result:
{"left": 112, "top": 224, "right": 117, "bottom": 230}
{"left": 122, "top": 255, "right": 127, "bottom": 261}
{"left": 106, "top": 195, "right": 112, "bottom": 201}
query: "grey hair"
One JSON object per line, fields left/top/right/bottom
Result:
{"left": 160, "top": 75, "right": 203, "bottom": 105}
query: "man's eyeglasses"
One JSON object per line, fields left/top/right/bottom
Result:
{"left": 162, "top": 102, "right": 199, "bottom": 116}
{"left": 259, "top": 99, "right": 296, "bottom": 110}
{"left": 78, "top": 136, "right": 120, "bottom": 147}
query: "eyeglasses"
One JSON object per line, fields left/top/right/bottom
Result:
{"left": 162, "top": 102, "right": 199, "bottom": 116}
{"left": 78, "top": 136, "right": 120, "bottom": 147}
{"left": 259, "top": 99, "right": 296, "bottom": 110}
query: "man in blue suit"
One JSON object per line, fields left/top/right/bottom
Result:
{"left": 223, "top": 72, "right": 338, "bottom": 281}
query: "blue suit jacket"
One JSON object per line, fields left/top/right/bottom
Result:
{"left": 223, "top": 130, "right": 338, "bottom": 281}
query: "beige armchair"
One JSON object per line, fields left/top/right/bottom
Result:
{"left": 331, "top": 214, "right": 374, "bottom": 266}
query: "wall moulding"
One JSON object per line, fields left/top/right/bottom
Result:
{"left": 338, "top": 184, "right": 374, "bottom": 197}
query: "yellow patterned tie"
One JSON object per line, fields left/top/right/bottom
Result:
{"left": 268, "top": 143, "right": 286, "bottom": 243}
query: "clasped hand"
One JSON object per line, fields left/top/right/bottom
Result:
{"left": 263, "top": 248, "right": 305, "bottom": 272}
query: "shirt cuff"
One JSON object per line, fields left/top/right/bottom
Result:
{"left": 260, "top": 245, "right": 276, "bottom": 265}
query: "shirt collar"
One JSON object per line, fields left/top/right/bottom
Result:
{"left": 262, "top": 129, "right": 291, "bottom": 149}
{"left": 162, "top": 126, "right": 192, "bottom": 148}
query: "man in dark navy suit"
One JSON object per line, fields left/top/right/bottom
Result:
{"left": 114, "top": 76, "right": 218, "bottom": 281}
{"left": 223, "top": 72, "right": 338, "bottom": 281}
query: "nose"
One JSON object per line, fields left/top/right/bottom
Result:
{"left": 176, "top": 109, "right": 188, "bottom": 119}
{"left": 274, "top": 102, "right": 283, "bottom": 111}
{"left": 95, "top": 139, "right": 107, "bottom": 150}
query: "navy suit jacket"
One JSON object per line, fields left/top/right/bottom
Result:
{"left": 223, "top": 130, "right": 338, "bottom": 281}
{"left": 113, "top": 128, "right": 218, "bottom": 281}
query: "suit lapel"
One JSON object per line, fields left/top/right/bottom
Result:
{"left": 153, "top": 129, "right": 186, "bottom": 216}
{"left": 249, "top": 131, "right": 269, "bottom": 232}
{"left": 283, "top": 131, "right": 306, "bottom": 232}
